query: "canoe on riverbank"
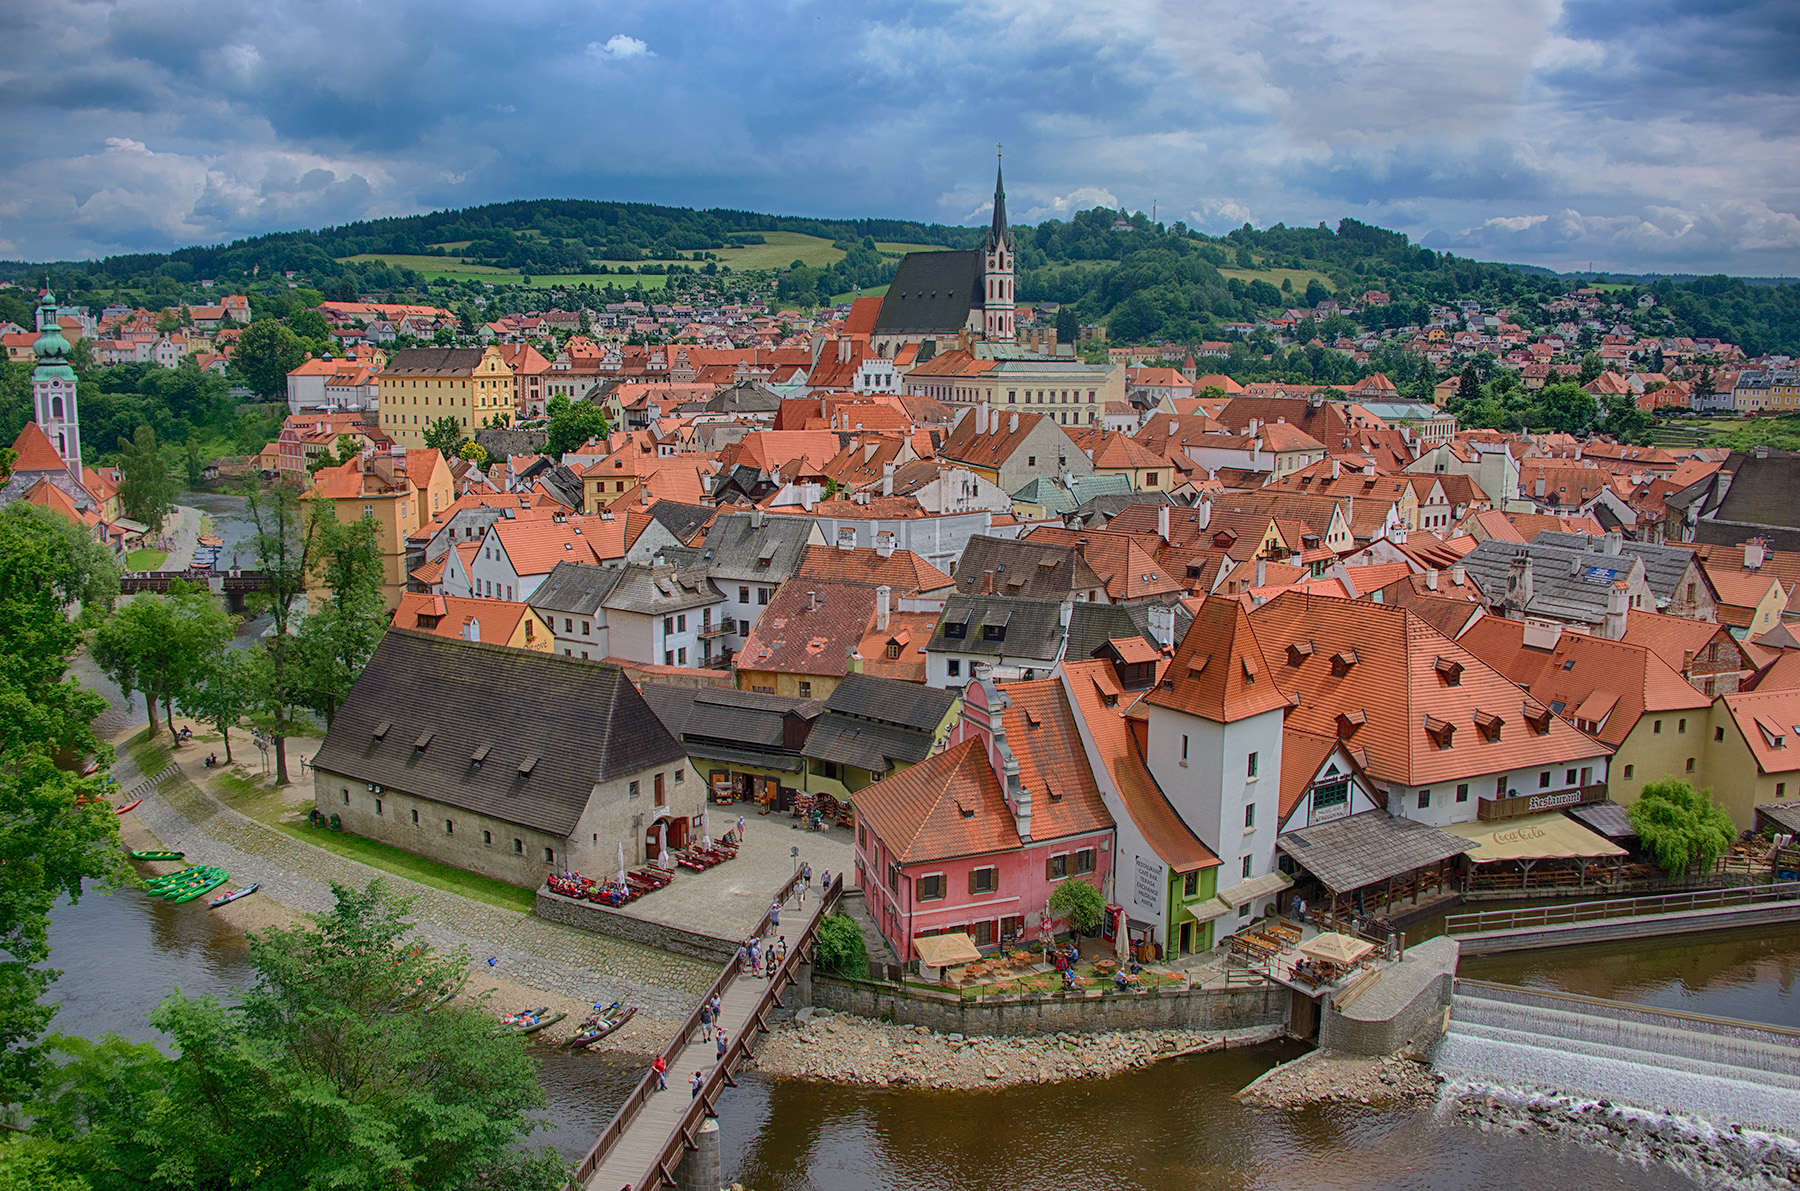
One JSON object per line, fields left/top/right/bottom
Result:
{"left": 130, "top": 850, "right": 184, "bottom": 861}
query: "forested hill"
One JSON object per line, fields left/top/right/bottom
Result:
{"left": 6, "top": 198, "right": 1798, "bottom": 355}
{"left": 0, "top": 199, "right": 987, "bottom": 286}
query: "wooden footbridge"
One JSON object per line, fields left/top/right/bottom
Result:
{"left": 569, "top": 873, "right": 842, "bottom": 1191}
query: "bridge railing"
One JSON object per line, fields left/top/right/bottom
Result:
{"left": 1445, "top": 880, "right": 1800, "bottom": 935}
{"left": 567, "top": 871, "right": 843, "bottom": 1191}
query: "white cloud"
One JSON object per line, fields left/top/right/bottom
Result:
{"left": 589, "top": 34, "right": 652, "bottom": 59}
{"left": 1470, "top": 213, "right": 1550, "bottom": 233}
{"left": 104, "top": 137, "right": 150, "bottom": 154}
{"left": 1016, "top": 186, "right": 1120, "bottom": 224}
{"left": 1189, "top": 197, "right": 1254, "bottom": 230}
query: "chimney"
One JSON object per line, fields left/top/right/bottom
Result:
{"left": 1009, "top": 412, "right": 1020, "bottom": 434}
{"left": 876, "top": 530, "right": 895, "bottom": 558}
{"left": 1059, "top": 599, "right": 1074, "bottom": 629}
{"left": 1425, "top": 568, "right": 1439, "bottom": 591}
{"left": 976, "top": 402, "right": 989, "bottom": 434}
{"left": 1331, "top": 458, "right": 1341, "bottom": 480}
{"left": 801, "top": 484, "right": 816, "bottom": 512}
{"left": 882, "top": 461, "right": 895, "bottom": 498}
{"left": 1535, "top": 475, "right": 1547, "bottom": 498}
{"left": 750, "top": 508, "right": 765, "bottom": 529}
{"left": 1158, "top": 504, "right": 1171, "bottom": 541}
{"left": 1147, "top": 604, "right": 1175, "bottom": 648}
{"left": 1451, "top": 564, "right": 1466, "bottom": 587}
{"left": 983, "top": 569, "right": 995, "bottom": 595}
{"left": 807, "top": 590, "right": 819, "bottom": 611}
{"left": 1250, "top": 438, "right": 1261, "bottom": 470}
{"left": 1255, "top": 558, "right": 1266, "bottom": 588}
{"left": 875, "top": 585, "right": 891, "bottom": 631}
{"left": 1747, "top": 539, "right": 1767, "bottom": 570}
{"left": 1196, "top": 498, "right": 1212, "bottom": 531}
{"left": 1507, "top": 551, "right": 1534, "bottom": 605}
{"left": 1604, "top": 531, "right": 1623, "bottom": 556}
{"left": 838, "top": 338, "right": 851, "bottom": 363}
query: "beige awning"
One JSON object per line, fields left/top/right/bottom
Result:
{"left": 1299, "top": 932, "right": 1375, "bottom": 964}
{"left": 913, "top": 932, "right": 981, "bottom": 968}
{"left": 1186, "top": 897, "right": 1236, "bottom": 924}
{"left": 1443, "top": 810, "right": 1628, "bottom": 863}
{"left": 1215, "top": 871, "right": 1294, "bottom": 908}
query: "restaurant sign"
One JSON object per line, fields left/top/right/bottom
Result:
{"left": 1133, "top": 854, "right": 1162, "bottom": 910}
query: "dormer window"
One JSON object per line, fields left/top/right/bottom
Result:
{"left": 1330, "top": 649, "right": 1358, "bottom": 677}
{"left": 1286, "top": 641, "right": 1313, "bottom": 667}
{"left": 1335, "top": 709, "right": 1367, "bottom": 738}
{"left": 1473, "top": 710, "right": 1504, "bottom": 742}
{"left": 1425, "top": 715, "right": 1455, "bottom": 749}
{"left": 943, "top": 620, "right": 967, "bottom": 640}
{"left": 1434, "top": 656, "right": 1464, "bottom": 686}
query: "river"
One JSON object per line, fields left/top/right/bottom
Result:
{"left": 46, "top": 884, "right": 1797, "bottom": 1188}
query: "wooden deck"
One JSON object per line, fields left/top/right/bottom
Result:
{"left": 574, "top": 876, "right": 835, "bottom": 1191}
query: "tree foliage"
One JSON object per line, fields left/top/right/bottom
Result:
{"left": 90, "top": 580, "right": 232, "bottom": 739}
{"left": 115, "top": 425, "right": 179, "bottom": 533}
{"left": 230, "top": 318, "right": 306, "bottom": 400}
{"left": 0, "top": 506, "right": 127, "bottom": 1109}
{"left": 814, "top": 911, "right": 869, "bottom": 978}
{"left": 294, "top": 509, "right": 388, "bottom": 726}
{"left": 422, "top": 417, "right": 466, "bottom": 457}
{"left": 1628, "top": 779, "right": 1736, "bottom": 879}
{"left": 239, "top": 476, "right": 320, "bottom": 784}
{"left": 24, "top": 881, "right": 565, "bottom": 1191}
{"left": 1047, "top": 877, "right": 1105, "bottom": 937}
{"left": 542, "top": 395, "right": 610, "bottom": 458}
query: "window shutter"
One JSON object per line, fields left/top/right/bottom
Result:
{"left": 969, "top": 869, "right": 978, "bottom": 895}
{"left": 1046, "top": 857, "right": 1053, "bottom": 881}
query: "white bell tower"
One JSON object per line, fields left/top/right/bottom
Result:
{"left": 983, "top": 147, "right": 1016, "bottom": 343}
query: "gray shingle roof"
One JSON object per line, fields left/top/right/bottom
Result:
{"left": 930, "top": 594, "right": 1066, "bottom": 663}
{"left": 1276, "top": 810, "right": 1474, "bottom": 895}
{"left": 601, "top": 564, "right": 723, "bottom": 616}
{"left": 700, "top": 512, "right": 816, "bottom": 581}
{"left": 1459, "top": 538, "right": 1642, "bottom": 625}
{"left": 311, "top": 630, "right": 684, "bottom": 837}
{"left": 871, "top": 251, "right": 984, "bottom": 336}
{"left": 640, "top": 685, "right": 821, "bottom": 760}
{"left": 645, "top": 501, "right": 715, "bottom": 543}
{"left": 1531, "top": 532, "right": 1697, "bottom": 602}
{"left": 823, "top": 673, "right": 958, "bottom": 733}
{"left": 381, "top": 347, "right": 487, "bottom": 375}
{"left": 1064, "top": 601, "right": 1163, "bottom": 663}
{"left": 529, "top": 561, "right": 623, "bottom": 617}
{"left": 953, "top": 535, "right": 1106, "bottom": 599}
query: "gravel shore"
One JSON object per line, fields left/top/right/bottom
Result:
{"left": 748, "top": 1008, "right": 1285, "bottom": 1090}
{"left": 1236, "top": 1048, "right": 1441, "bottom": 1109}
{"left": 1446, "top": 1082, "right": 1800, "bottom": 1188}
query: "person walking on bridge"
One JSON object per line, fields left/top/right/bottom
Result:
{"left": 715, "top": 1028, "right": 728, "bottom": 1063}
{"left": 700, "top": 998, "right": 714, "bottom": 1042}
{"left": 651, "top": 1054, "right": 667, "bottom": 1091}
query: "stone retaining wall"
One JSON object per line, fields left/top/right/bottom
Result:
{"left": 535, "top": 888, "right": 739, "bottom": 964}
{"left": 812, "top": 974, "right": 1289, "bottom": 1037}
{"left": 1319, "top": 936, "right": 1457, "bottom": 1056}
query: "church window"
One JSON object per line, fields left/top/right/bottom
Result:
{"left": 51, "top": 396, "right": 63, "bottom": 418}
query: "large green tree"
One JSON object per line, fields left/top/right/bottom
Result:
{"left": 1529, "top": 381, "right": 1598, "bottom": 434}
{"left": 294, "top": 509, "right": 387, "bottom": 726}
{"left": 91, "top": 581, "right": 232, "bottom": 739}
{"left": 1629, "top": 779, "right": 1736, "bottom": 879}
{"left": 1048, "top": 877, "right": 1105, "bottom": 938}
{"left": 231, "top": 318, "right": 306, "bottom": 400}
{"left": 542, "top": 395, "right": 609, "bottom": 458}
{"left": 179, "top": 648, "right": 252, "bottom": 765}
{"left": 239, "top": 476, "right": 321, "bottom": 784}
{"left": 0, "top": 506, "right": 127, "bottom": 1109}
{"left": 24, "top": 881, "right": 564, "bottom": 1191}
{"left": 422, "top": 417, "right": 466, "bottom": 458}
{"left": 116, "top": 425, "right": 179, "bottom": 534}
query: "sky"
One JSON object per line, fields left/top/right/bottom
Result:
{"left": 2, "top": 0, "right": 1797, "bottom": 274}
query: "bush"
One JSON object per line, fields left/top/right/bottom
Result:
{"left": 1048, "top": 878, "right": 1105, "bottom": 937}
{"left": 814, "top": 912, "right": 868, "bottom": 977}
{"left": 1629, "top": 778, "right": 1736, "bottom": 879}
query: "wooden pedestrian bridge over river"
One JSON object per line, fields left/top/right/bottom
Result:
{"left": 568, "top": 874, "right": 840, "bottom": 1191}
{"left": 1446, "top": 881, "right": 1800, "bottom": 954}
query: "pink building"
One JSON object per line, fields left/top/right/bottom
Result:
{"left": 852, "top": 676, "right": 1114, "bottom": 960}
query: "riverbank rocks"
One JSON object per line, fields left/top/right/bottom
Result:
{"left": 1236, "top": 1049, "right": 1441, "bottom": 1110}
{"left": 749, "top": 1013, "right": 1283, "bottom": 1092}
{"left": 1448, "top": 1084, "right": 1800, "bottom": 1187}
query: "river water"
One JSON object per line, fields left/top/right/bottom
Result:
{"left": 47, "top": 883, "right": 1798, "bottom": 1189}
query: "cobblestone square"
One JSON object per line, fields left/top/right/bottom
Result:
{"left": 604, "top": 808, "right": 853, "bottom": 941}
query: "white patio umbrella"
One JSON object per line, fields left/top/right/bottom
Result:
{"left": 702, "top": 808, "right": 712, "bottom": 849}
{"left": 617, "top": 840, "right": 627, "bottom": 885}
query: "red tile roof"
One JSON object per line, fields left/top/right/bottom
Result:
{"left": 793, "top": 543, "right": 953, "bottom": 595}
{"left": 1063, "top": 662, "right": 1217, "bottom": 872}
{"left": 11, "top": 423, "right": 68, "bottom": 472}
{"left": 1146, "top": 596, "right": 1288, "bottom": 722}
{"left": 997, "top": 678, "right": 1115, "bottom": 842}
{"left": 851, "top": 737, "right": 1021, "bottom": 863}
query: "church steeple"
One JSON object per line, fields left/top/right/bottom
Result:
{"left": 985, "top": 148, "right": 1011, "bottom": 252}
{"left": 31, "top": 282, "right": 81, "bottom": 477}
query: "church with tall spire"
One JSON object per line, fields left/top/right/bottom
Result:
{"left": 870, "top": 152, "right": 1018, "bottom": 358}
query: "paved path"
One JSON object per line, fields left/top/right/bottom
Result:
{"left": 114, "top": 737, "right": 716, "bottom": 1018}
{"left": 581, "top": 885, "right": 825, "bottom": 1191}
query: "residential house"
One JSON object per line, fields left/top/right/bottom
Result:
{"left": 304, "top": 449, "right": 454, "bottom": 609}
{"left": 311, "top": 630, "right": 693, "bottom": 885}
{"left": 854, "top": 679, "right": 1114, "bottom": 960}
{"left": 393, "top": 592, "right": 553, "bottom": 652}
{"left": 377, "top": 347, "right": 515, "bottom": 449}
{"left": 529, "top": 561, "right": 622, "bottom": 660}
{"left": 640, "top": 685, "right": 825, "bottom": 808}
{"left": 599, "top": 561, "right": 730, "bottom": 670}
{"left": 1623, "top": 610, "right": 1755, "bottom": 696}
{"left": 699, "top": 510, "right": 827, "bottom": 652}
{"left": 735, "top": 580, "right": 935, "bottom": 699}
{"left": 926, "top": 594, "right": 1068, "bottom": 687}
{"left": 939, "top": 406, "right": 1093, "bottom": 493}
{"left": 801, "top": 674, "right": 961, "bottom": 803}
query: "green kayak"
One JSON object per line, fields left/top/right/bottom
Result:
{"left": 149, "top": 866, "right": 225, "bottom": 898}
{"left": 168, "top": 873, "right": 229, "bottom": 904}
{"left": 130, "top": 850, "right": 184, "bottom": 861}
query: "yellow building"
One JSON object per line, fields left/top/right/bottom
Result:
{"left": 377, "top": 347, "right": 514, "bottom": 448}
{"left": 394, "top": 592, "right": 554, "bottom": 652}
{"left": 304, "top": 449, "right": 454, "bottom": 610}
{"left": 1710, "top": 688, "right": 1800, "bottom": 828}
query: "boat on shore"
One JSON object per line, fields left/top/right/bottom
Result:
{"left": 208, "top": 882, "right": 260, "bottom": 909}
{"left": 129, "top": 850, "right": 184, "bottom": 861}
{"left": 565, "top": 1006, "right": 637, "bottom": 1050}
{"left": 114, "top": 799, "right": 143, "bottom": 815}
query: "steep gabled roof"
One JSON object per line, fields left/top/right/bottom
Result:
{"left": 1246, "top": 592, "right": 1611, "bottom": 787}
{"left": 1145, "top": 596, "right": 1288, "bottom": 722}
{"left": 871, "top": 251, "right": 985, "bottom": 336}
{"left": 997, "top": 678, "right": 1114, "bottom": 842}
{"left": 850, "top": 737, "right": 1021, "bottom": 863}
{"left": 1063, "top": 662, "right": 1217, "bottom": 873}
